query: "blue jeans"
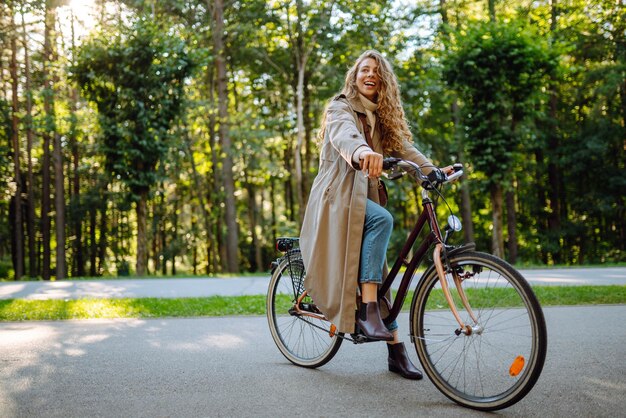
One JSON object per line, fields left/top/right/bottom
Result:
{"left": 359, "top": 199, "right": 398, "bottom": 332}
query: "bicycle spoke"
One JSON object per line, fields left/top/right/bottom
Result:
{"left": 413, "top": 252, "right": 546, "bottom": 411}
{"left": 267, "top": 254, "right": 342, "bottom": 368}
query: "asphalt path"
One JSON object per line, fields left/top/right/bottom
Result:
{"left": 1, "top": 305, "right": 625, "bottom": 417}
{"left": 1, "top": 267, "right": 625, "bottom": 300}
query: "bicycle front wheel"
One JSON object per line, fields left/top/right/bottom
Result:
{"left": 266, "top": 252, "right": 342, "bottom": 368}
{"left": 410, "top": 251, "right": 547, "bottom": 411}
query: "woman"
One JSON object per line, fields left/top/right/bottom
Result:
{"left": 300, "top": 50, "right": 451, "bottom": 380}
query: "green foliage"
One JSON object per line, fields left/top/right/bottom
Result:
{"left": 444, "top": 21, "right": 558, "bottom": 186}
{"left": 2, "top": 0, "right": 624, "bottom": 277}
{"left": 72, "top": 18, "right": 193, "bottom": 197}
{"left": 0, "top": 260, "right": 13, "bottom": 280}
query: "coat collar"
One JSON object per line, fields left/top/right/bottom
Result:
{"left": 336, "top": 94, "right": 366, "bottom": 115}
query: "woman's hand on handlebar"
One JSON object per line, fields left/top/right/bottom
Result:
{"left": 441, "top": 165, "right": 455, "bottom": 176}
{"left": 359, "top": 151, "right": 383, "bottom": 178}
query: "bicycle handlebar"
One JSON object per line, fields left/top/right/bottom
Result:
{"left": 353, "top": 157, "right": 463, "bottom": 189}
{"left": 382, "top": 158, "right": 463, "bottom": 189}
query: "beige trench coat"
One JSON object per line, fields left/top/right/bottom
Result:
{"left": 300, "top": 95, "right": 432, "bottom": 333}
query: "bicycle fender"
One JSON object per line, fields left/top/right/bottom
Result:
{"left": 408, "top": 242, "right": 477, "bottom": 344}
{"left": 414, "top": 243, "right": 477, "bottom": 289}
{"left": 270, "top": 259, "right": 280, "bottom": 274}
{"left": 446, "top": 242, "right": 476, "bottom": 258}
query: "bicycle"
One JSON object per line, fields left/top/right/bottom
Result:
{"left": 266, "top": 159, "right": 547, "bottom": 411}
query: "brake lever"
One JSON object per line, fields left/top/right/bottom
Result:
{"left": 381, "top": 157, "right": 403, "bottom": 180}
{"left": 384, "top": 166, "right": 405, "bottom": 180}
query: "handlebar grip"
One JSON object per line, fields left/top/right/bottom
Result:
{"left": 353, "top": 157, "right": 401, "bottom": 171}
{"left": 383, "top": 157, "right": 401, "bottom": 170}
{"left": 446, "top": 169, "right": 464, "bottom": 182}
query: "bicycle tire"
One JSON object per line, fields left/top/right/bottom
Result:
{"left": 266, "top": 252, "right": 343, "bottom": 368}
{"left": 410, "top": 251, "right": 547, "bottom": 411}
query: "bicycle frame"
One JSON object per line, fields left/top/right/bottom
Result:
{"left": 379, "top": 187, "right": 478, "bottom": 335}
{"left": 283, "top": 162, "right": 479, "bottom": 338}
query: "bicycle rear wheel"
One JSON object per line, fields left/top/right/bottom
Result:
{"left": 266, "top": 251, "right": 342, "bottom": 368}
{"left": 410, "top": 251, "right": 546, "bottom": 411}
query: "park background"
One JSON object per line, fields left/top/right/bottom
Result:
{"left": 0, "top": 0, "right": 624, "bottom": 281}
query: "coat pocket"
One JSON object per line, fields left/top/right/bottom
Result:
{"left": 322, "top": 164, "right": 349, "bottom": 203}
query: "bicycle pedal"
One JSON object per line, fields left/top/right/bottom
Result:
{"left": 350, "top": 333, "right": 373, "bottom": 344}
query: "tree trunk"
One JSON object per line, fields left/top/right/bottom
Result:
{"left": 21, "top": 8, "right": 37, "bottom": 278}
{"left": 534, "top": 148, "right": 549, "bottom": 263}
{"left": 172, "top": 199, "right": 178, "bottom": 276}
{"left": 294, "top": 62, "right": 306, "bottom": 226}
{"left": 269, "top": 159, "right": 277, "bottom": 247}
{"left": 153, "top": 192, "right": 164, "bottom": 273}
{"left": 547, "top": 0, "right": 562, "bottom": 264}
{"left": 206, "top": 62, "right": 222, "bottom": 274}
{"left": 10, "top": 11, "right": 24, "bottom": 280}
{"left": 184, "top": 127, "right": 213, "bottom": 274}
{"left": 283, "top": 134, "right": 295, "bottom": 222}
{"left": 97, "top": 186, "right": 108, "bottom": 275}
{"left": 287, "top": 0, "right": 333, "bottom": 226}
{"left": 53, "top": 134, "right": 66, "bottom": 279}
{"left": 41, "top": 2, "right": 55, "bottom": 280}
{"left": 51, "top": 8, "right": 66, "bottom": 280}
{"left": 303, "top": 71, "right": 313, "bottom": 199}
{"left": 69, "top": 11, "right": 83, "bottom": 277}
{"left": 615, "top": 2, "right": 626, "bottom": 255}
{"left": 246, "top": 182, "right": 263, "bottom": 272}
{"left": 193, "top": 246, "right": 198, "bottom": 275}
{"left": 89, "top": 204, "right": 97, "bottom": 277}
{"left": 490, "top": 184, "right": 504, "bottom": 258}
{"left": 506, "top": 189, "right": 518, "bottom": 264}
{"left": 212, "top": 0, "right": 239, "bottom": 273}
{"left": 71, "top": 133, "right": 83, "bottom": 277}
{"left": 135, "top": 191, "right": 148, "bottom": 276}
{"left": 160, "top": 195, "right": 167, "bottom": 275}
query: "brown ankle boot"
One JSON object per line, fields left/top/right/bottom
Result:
{"left": 388, "top": 342, "right": 423, "bottom": 380}
{"left": 356, "top": 302, "right": 393, "bottom": 341}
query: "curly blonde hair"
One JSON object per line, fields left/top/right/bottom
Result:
{"left": 319, "top": 50, "right": 412, "bottom": 154}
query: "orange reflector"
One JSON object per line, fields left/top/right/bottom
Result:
{"left": 329, "top": 324, "right": 337, "bottom": 338}
{"left": 509, "top": 355, "right": 525, "bottom": 376}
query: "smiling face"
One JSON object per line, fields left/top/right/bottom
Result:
{"left": 355, "top": 57, "right": 380, "bottom": 101}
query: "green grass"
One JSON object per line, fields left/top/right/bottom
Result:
{"left": 418, "top": 286, "right": 626, "bottom": 310}
{"left": 0, "top": 272, "right": 269, "bottom": 282}
{"left": 0, "top": 295, "right": 267, "bottom": 321}
{"left": 0, "top": 285, "right": 624, "bottom": 321}
{"left": 511, "top": 262, "right": 626, "bottom": 269}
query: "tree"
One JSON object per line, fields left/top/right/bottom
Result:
{"left": 20, "top": 2, "right": 37, "bottom": 277}
{"left": 73, "top": 18, "right": 193, "bottom": 275}
{"left": 41, "top": 0, "right": 55, "bottom": 280}
{"left": 288, "top": 0, "right": 336, "bottom": 224}
{"left": 210, "top": 0, "right": 239, "bottom": 273}
{"left": 445, "top": 22, "right": 557, "bottom": 258}
{"left": 9, "top": 0, "right": 24, "bottom": 279}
